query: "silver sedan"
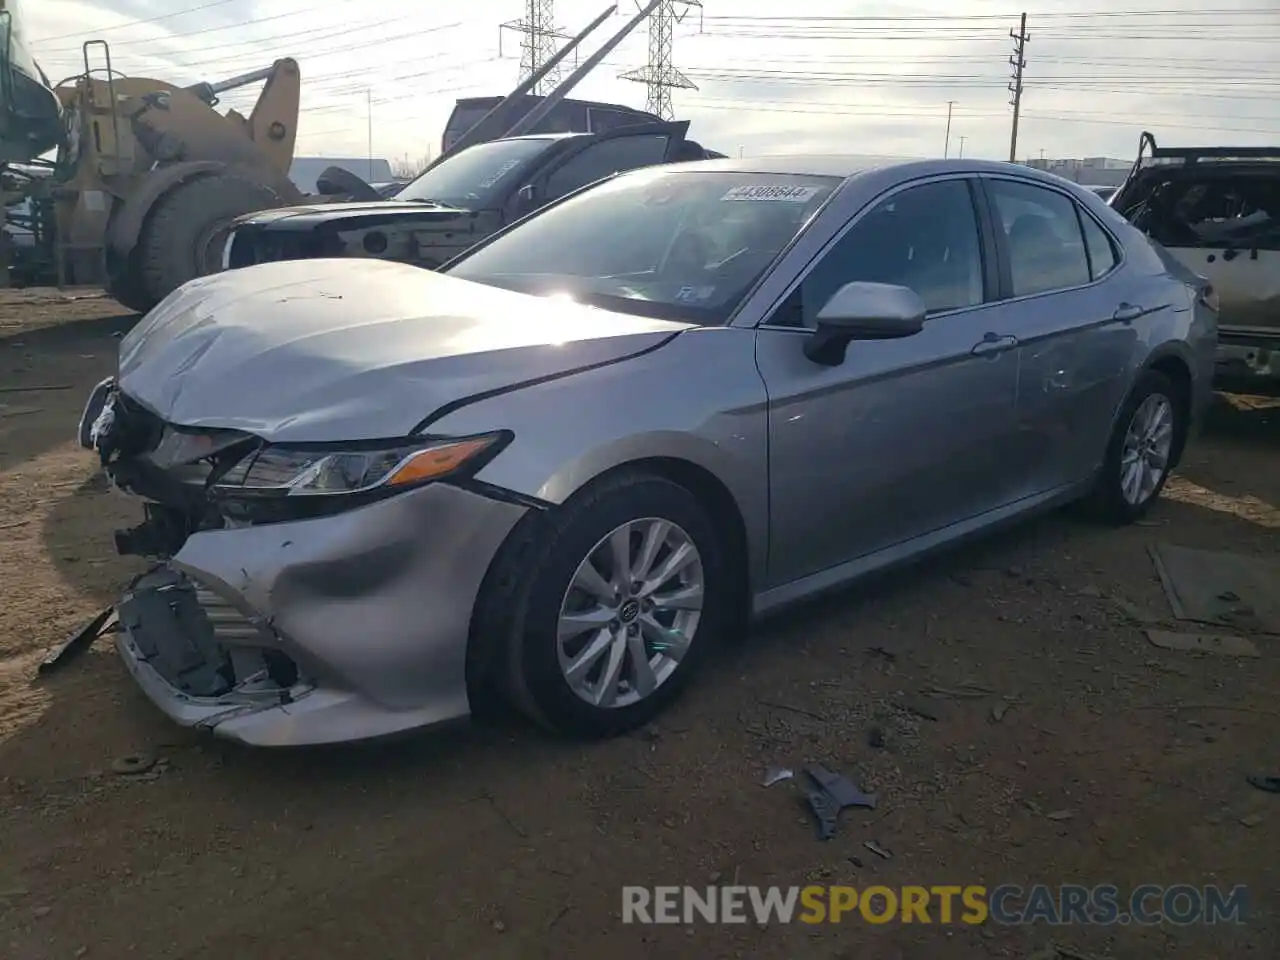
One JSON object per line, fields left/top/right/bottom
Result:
{"left": 79, "top": 157, "right": 1218, "bottom": 746}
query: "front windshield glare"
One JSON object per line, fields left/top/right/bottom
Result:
{"left": 444, "top": 169, "right": 840, "bottom": 324}
{"left": 396, "top": 137, "right": 554, "bottom": 207}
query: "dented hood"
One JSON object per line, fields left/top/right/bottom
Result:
{"left": 117, "top": 259, "right": 688, "bottom": 443}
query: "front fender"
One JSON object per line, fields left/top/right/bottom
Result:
{"left": 427, "top": 326, "right": 772, "bottom": 587}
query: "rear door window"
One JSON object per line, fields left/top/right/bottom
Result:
{"left": 1079, "top": 211, "right": 1119, "bottom": 280}
{"left": 988, "top": 179, "right": 1091, "bottom": 296}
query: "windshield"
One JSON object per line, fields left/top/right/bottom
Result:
{"left": 396, "top": 137, "right": 556, "bottom": 208}
{"left": 443, "top": 168, "right": 841, "bottom": 324}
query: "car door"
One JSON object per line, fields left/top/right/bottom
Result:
{"left": 753, "top": 176, "right": 1029, "bottom": 588}
{"left": 979, "top": 176, "right": 1142, "bottom": 497}
{"left": 520, "top": 122, "right": 690, "bottom": 212}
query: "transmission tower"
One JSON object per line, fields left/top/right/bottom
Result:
{"left": 500, "top": 0, "right": 572, "bottom": 94}
{"left": 620, "top": 0, "right": 703, "bottom": 120}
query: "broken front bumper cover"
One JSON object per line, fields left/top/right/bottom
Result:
{"left": 107, "top": 479, "right": 528, "bottom": 747}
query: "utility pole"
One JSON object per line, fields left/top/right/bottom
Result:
{"left": 366, "top": 88, "right": 373, "bottom": 181}
{"left": 500, "top": 0, "right": 572, "bottom": 94}
{"left": 621, "top": 0, "right": 703, "bottom": 120}
{"left": 958, "top": 135, "right": 967, "bottom": 158}
{"left": 943, "top": 100, "right": 955, "bottom": 158}
{"left": 1008, "top": 12, "right": 1029, "bottom": 163}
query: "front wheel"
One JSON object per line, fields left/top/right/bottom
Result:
{"left": 1083, "top": 369, "right": 1185, "bottom": 523}
{"left": 495, "top": 472, "right": 731, "bottom": 737}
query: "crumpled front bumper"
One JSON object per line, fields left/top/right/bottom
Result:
{"left": 113, "top": 481, "right": 528, "bottom": 746}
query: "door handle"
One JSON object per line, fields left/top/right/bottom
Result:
{"left": 970, "top": 332, "right": 1019, "bottom": 357}
{"left": 1112, "top": 302, "right": 1145, "bottom": 323}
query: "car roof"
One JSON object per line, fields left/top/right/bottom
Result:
{"left": 653, "top": 155, "right": 1092, "bottom": 189}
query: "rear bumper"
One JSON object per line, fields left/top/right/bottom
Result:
{"left": 113, "top": 482, "right": 528, "bottom": 746}
{"left": 1214, "top": 329, "right": 1280, "bottom": 381}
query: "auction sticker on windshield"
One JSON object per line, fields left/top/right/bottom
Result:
{"left": 721, "top": 185, "right": 820, "bottom": 202}
{"left": 478, "top": 159, "right": 523, "bottom": 189}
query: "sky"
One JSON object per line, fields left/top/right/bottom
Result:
{"left": 18, "top": 0, "right": 1280, "bottom": 169}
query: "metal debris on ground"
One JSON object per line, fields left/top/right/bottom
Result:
{"left": 37, "top": 606, "right": 119, "bottom": 675}
{"left": 1112, "top": 598, "right": 1164, "bottom": 624}
{"left": 1046, "top": 809, "right": 1075, "bottom": 821}
{"left": 761, "top": 765, "right": 793, "bottom": 788}
{"left": 1239, "top": 813, "right": 1264, "bottom": 828}
{"left": 1148, "top": 543, "right": 1280, "bottom": 633}
{"left": 863, "top": 840, "right": 892, "bottom": 860}
{"left": 901, "top": 697, "right": 944, "bottom": 722}
{"left": 1246, "top": 774, "right": 1280, "bottom": 794}
{"left": 929, "top": 685, "right": 991, "bottom": 699}
{"left": 802, "top": 764, "right": 878, "bottom": 840}
{"left": 110, "top": 753, "right": 157, "bottom": 776}
{"left": 1145, "top": 630, "right": 1260, "bottom": 658}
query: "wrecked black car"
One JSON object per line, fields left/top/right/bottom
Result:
{"left": 221, "top": 122, "right": 711, "bottom": 272}
{"left": 1111, "top": 132, "right": 1280, "bottom": 382}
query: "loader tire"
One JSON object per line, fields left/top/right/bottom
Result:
{"left": 138, "top": 173, "right": 283, "bottom": 304}
{"left": 104, "top": 254, "right": 154, "bottom": 315}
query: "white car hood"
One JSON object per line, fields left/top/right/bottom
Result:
{"left": 117, "top": 259, "right": 689, "bottom": 443}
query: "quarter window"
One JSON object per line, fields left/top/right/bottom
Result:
{"left": 770, "top": 178, "right": 985, "bottom": 328}
{"left": 545, "top": 135, "right": 670, "bottom": 199}
{"left": 988, "top": 179, "right": 1091, "bottom": 296}
{"left": 1079, "top": 210, "right": 1119, "bottom": 279}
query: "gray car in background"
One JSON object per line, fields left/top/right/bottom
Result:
{"left": 78, "top": 157, "right": 1217, "bottom": 746}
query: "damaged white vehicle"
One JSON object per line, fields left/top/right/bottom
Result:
{"left": 1111, "top": 132, "right": 1280, "bottom": 382}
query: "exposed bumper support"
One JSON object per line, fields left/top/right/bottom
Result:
{"left": 113, "top": 482, "right": 529, "bottom": 746}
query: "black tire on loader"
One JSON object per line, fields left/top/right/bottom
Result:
{"left": 138, "top": 172, "right": 284, "bottom": 306}
{"left": 104, "top": 250, "right": 154, "bottom": 315}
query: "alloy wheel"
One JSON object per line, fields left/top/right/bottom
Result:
{"left": 1119, "top": 392, "right": 1174, "bottom": 506}
{"left": 556, "top": 517, "right": 705, "bottom": 709}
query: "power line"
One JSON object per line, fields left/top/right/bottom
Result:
{"left": 36, "top": 0, "right": 367, "bottom": 53}
{"left": 35, "top": 0, "right": 241, "bottom": 44}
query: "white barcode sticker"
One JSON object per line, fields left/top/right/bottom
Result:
{"left": 721, "top": 184, "right": 820, "bottom": 203}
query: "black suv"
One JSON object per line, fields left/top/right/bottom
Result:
{"left": 222, "top": 122, "right": 710, "bottom": 272}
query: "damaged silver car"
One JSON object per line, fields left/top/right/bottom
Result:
{"left": 79, "top": 157, "right": 1216, "bottom": 746}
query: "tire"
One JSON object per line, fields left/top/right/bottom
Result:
{"left": 138, "top": 173, "right": 283, "bottom": 305}
{"left": 104, "top": 252, "right": 153, "bottom": 314}
{"left": 1082, "top": 369, "right": 1185, "bottom": 523}
{"left": 483, "top": 470, "right": 732, "bottom": 738}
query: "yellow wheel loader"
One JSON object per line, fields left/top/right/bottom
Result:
{"left": 0, "top": 1, "right": 302, "bottom": 312}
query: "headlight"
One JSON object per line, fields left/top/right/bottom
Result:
{"left": 214, "top": 433, "right": 508, "bottom": 499}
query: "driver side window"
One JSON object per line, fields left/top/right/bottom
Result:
{"left": 544, "top": 135, "right": 671, "bottom": 200}
{"left": 769, "top": 178, "right": 985, "bottom": 328}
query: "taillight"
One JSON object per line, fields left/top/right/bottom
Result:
{"left": 1198, "top": 284, "right": 1220, "bottom": 312}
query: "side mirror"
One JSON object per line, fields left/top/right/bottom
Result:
{"left": 803, "top": 281, "right": 926, "bottom": 366}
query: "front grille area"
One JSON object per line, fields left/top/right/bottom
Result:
{"left": 119, "top": 567, "right": 299, "bottom": 698}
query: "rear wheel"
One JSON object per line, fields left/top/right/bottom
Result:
{"left": 1082, "top": 369, "right": 1185, "bottom": 523}
{"left": 138, "top": 173, "right": 283, "bottom": 305}
{"left": 487, "top": 471, "right": 730, "bottom": 737}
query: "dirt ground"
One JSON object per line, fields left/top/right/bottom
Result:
{"left": 0, "top": 288, "right": 1277, "bottom": 960}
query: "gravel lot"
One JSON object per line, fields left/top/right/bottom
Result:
{"left": 1, "top": 289, "right": 1276, "bottom": 960}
